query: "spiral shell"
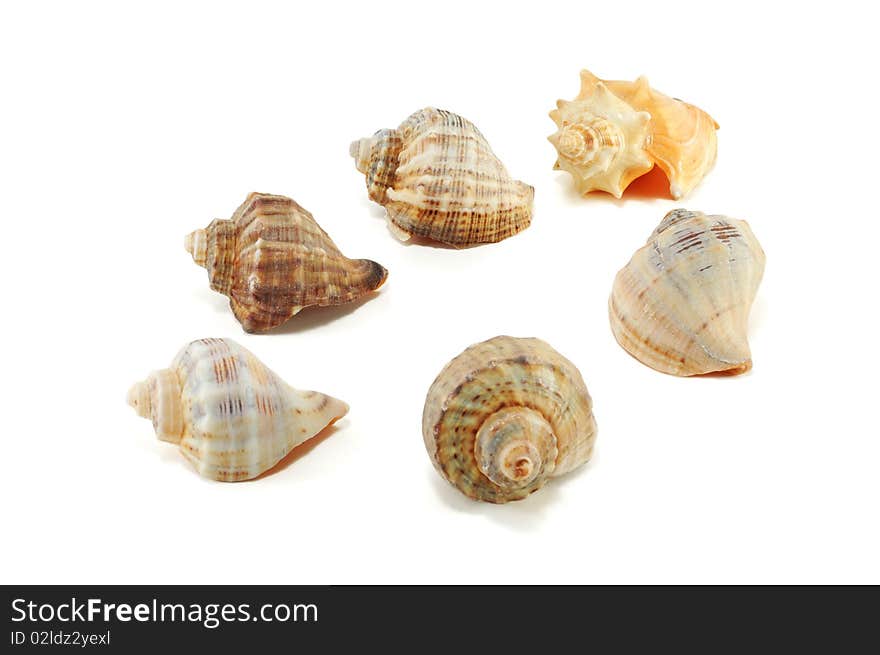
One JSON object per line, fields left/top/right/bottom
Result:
{"left": 351, "top": 108, "right": 534, "bottom": 247}
{"left": 549, "top": 69, "right": 719, "bottom": 200}
{"left": 549, "top": 83, "right": 653, "bottom": 198}
{"left": 185, "top": 192, "right": 388, "bottom": 332}
{"left": 422, "top": 336, "right": 597, "bottom": 503}
{"left": 127, "top": 338, "right": 348, "bottom": 481}
{"left": 609, "top": 209, "right": 765, "bottom": 376}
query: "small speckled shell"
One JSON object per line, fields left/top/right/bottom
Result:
{"left": 609, "top": 209, "right": 765, "bottom": 376}
{"left": 127, "top": 338, "right": 348, "bottom": 481}
{"left": 423, "top": 336, "right": 597, "bottom": 503}
{"left": 550, "top": 70, "right": 719, "bottom": 200}
{"left": 185, "top": 192, "right": 388, "bottom": 332}
{"left": 350, "top": 108, "right": 534, "bottom": 247}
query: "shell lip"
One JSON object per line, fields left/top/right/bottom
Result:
{"left": 689, "top": 359, "right": 753, "bottom": 377}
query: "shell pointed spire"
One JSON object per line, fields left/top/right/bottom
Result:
{"left": 349, "top": 136, "right": 373, "bottom": 174}
{"left": 423, "top": 336, "right": 597, "bottom": 503}
{"left": 475, "top": 407, "right": 558, "bottom": 491}
{"left": 184, "top": 228, "right": 207, "bottom": 267}
{"left": 127, "top": 380, "right": 152, "bottom": 419}
{"left": 126, "top": 369, "right": 184, "bottom": 443}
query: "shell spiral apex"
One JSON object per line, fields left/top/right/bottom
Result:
{"left": 549, "top": 85, "right": 653, "bottom": 199}
{"left": 350, "top": 108, "right": 534, "bottom": 248}
{"left": 422, "top": 336, "right": 597, "bottom": 503}
{"left": 186, "top": 192, "right": 388, "bottom": 333}
{"left": 609, "top": 209, "right": 765, "bottom": 376}
{"left": 549, "top": 69, "right": 718, "bottom": 200}
{"left": 184, "top": 228, "right": 207, "bottom": 267}
{"left": 127, "top": 338, "right": 349, "bottom": 481}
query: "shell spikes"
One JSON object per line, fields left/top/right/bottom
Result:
{"left": 423, "top": 336, "right": 597, "bottom": 503}
{"left": 550, "top": 69, "right": 719, "bottom": 200}
{"left": 127, "top": 338, "right": 348, "bottom": 481}
{"left": 609, "top": 209, "right": 765, "bottom": 376}
{"left": 185, "top": 192, "right": 388, "bottom": 333}
{"left": 549, "top": 83, "right": 653, "bottom": 198}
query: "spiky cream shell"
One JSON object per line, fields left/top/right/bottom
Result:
{"left": 609, "top": 209, "right": 765, "bottom": 376}
{"left": 423, "top": 336, "right": 597, "bottom": 503}
{"left": 578, "top": 70, "right": 719, "bottom": 200}
{"left": 549, "top": 83, "right": 653, "bottom": 198}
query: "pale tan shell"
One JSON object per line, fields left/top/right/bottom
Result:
{"left": 185, "top": 192, "right": 387, "bottom": 333}
{"left": 549, "top": 84, "right": 653, "bottom": 198}
{"left": 609, "top": 209, "right": 765, "bottom": 376}
{"left": 423, "top": 336, "right": 597, "bottom": 503}
{"left": 351, "top": 108, "right": 534, "bottom": 247}
{"left": 550, "top": 69, "right": 719, "bottom": 200}
{"left": 127, "top": 338, "right": 348, "bottom": 481}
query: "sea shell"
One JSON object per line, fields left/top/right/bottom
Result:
{"left": 127, "top": 338, "right": 348, "bottom": 481}
{"left": 350, "top": 107, "right": 534, "bottom": 247}
{"left": 609, "top": 209, "right": 765, "bottom": 376}
{"left": 549, "top": 69, "right": 719, "bottom": 200}
{"left": 185, "top": 192, "right": 388, "bottom": 332}
{"left": 549, "top": 83, "right": 654, "bottom": 198}
{"left": 422, "top": 336, "right": 597, "bottom": 503}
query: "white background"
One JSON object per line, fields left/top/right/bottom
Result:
{"left": 2, "top": 1, "right": 877, "bottom": 584}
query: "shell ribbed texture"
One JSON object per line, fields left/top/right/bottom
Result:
{"left": 352, "top": 108, "right": 534, "bottom": 247}
{"left": 128, "top": 338, "right": 349, "bottom": 481}
{"left": 186, "top": 193, "right": 387, "bottom": 332}
{"left": 423, "top": 336, "right": 596, "bottom": 503}
{"left": 609, "top": 209, "right": 765, "bottom": 376}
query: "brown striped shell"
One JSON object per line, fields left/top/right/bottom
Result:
{"left": 609, "top": 209, "right": 765, "bottom": 376}
{"left": 422, "top": 336, "right": 597, "bottom": 503}
{"left": 185, "top": 192, "right": 388, "bottom": 332}
{"left": 127, "top": 338, "right": 348, "bottom": 481}
{"left": 350, "top": 108, "right": 534, "bottom": 247}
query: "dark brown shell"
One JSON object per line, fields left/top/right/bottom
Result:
{"left": 186, "top": 192, "right": 388, "bottom": 332}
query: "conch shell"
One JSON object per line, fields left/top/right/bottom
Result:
{"left": 127, "top": 338, "right": 348, "bottom": 481}
{"left": 609, "top": 209, "right": 765, "bottom": 376}
{"left": 185, "top": 192, "right": 388, "bottom": 332}
{"left": 350, "top": 107, "right": 534, "bottom": 247}
{"left": 423, "top": 336, "right": 597, "bottom": 503}
{"left": 549, "top": 70, "right": 719, "bottom": 200}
